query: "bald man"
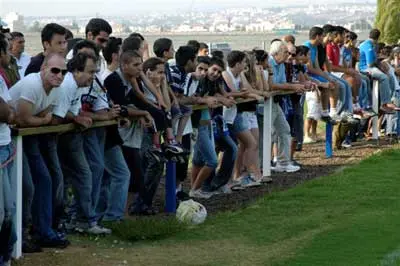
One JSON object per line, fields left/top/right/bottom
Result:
{"left": 9, "top": 52, "right": 70, "bottom": 249}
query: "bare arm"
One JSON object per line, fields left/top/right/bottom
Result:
{"left": 0, "top": 98, "right": 12, "bottom": 124}
{"left": 16, "top": 99, "right": 52, "bottom": 127}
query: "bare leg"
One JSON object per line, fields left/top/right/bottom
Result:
{"left": 192, "top": 166, "right": 215, "bottom": 190}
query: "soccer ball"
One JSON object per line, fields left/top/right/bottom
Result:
{"left": 176, "top": 200, "right": 207, "bottom": 225}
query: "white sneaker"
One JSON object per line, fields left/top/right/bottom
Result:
{"left": 87, "top": 224, "right": 112, "bottom": 235}
{"left": 240, "top": 176, "right": 261, "bottom": 188}
{"left": 273, "top": 163, "right": 300, "bottom": 173}
{"left": 218, "top": 184, "right": 232, "bottom": 194}
{"left": 303, "top": 136, "right": 316, "bottom": 144}
{"left": 189, "top": 189, "right": 213, "bottom": 199}
{"left": 329, "top": 113, "right": 342, "bottom": 124}
{"left": 75, "top": 223, "right": 112, "bottom": 235}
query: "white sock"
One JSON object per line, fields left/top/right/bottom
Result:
{"left": 175, "top": 184, "right": 182, "bottom": 193}
{"left": 330, "top": 108, "right": 337, "bottom": 116}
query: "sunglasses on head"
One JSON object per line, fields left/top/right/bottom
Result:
{"left": 50, "top": 67, "right": 68, "bottom": 76}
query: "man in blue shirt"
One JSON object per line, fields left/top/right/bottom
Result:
{"left": 359, "top": 29, "right": 397, "bottom": 112}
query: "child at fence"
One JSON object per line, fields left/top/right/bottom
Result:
{"left": 169, "top": 46, "right": 197, "bottom": 146}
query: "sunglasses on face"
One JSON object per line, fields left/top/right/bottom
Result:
{"left": 50, "top": 67, "right": 68, "bottom": 76}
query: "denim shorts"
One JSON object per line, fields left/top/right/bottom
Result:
{"left": 229, "top": 113, "right": 249, "bottom": 135}
{"left": 192, "top": 124, "right": 218, "bottom": 168}
{"left": 243, "top": 112, "right": 258, "bottom": 129}
{"left": 171, "top": 104, "right": 192, "bottom": 120}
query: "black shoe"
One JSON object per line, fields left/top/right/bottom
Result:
{"left": 22, "top": 238, "right": 42, "bottom": 253}
{"left": 39, "top": 237, "right": 70, "bottom": 249}
{"left": 291, "top": 160, "right": 302, "bottom": 167}
{"left": 176, "top": 190, "right": 190, "bottom": 201}
{"left": 295, "top": 143, "right": 302, "bottom": 151}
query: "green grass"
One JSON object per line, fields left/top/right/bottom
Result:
{"left": 16, "top": 148, "right": 400, "bottom": 266}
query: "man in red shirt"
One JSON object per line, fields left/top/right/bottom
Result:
{"left": 326, "top": 26, "right": 363, "bottom": 113}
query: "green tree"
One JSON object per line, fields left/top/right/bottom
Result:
{"left": 376, "top": 0, "right": 400, "bottom": 44}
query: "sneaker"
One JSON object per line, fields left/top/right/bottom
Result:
{"left": 39, "top": 237, "right": 70, "bottom": 249}
{"left": 303, "top": 136, "right": 316, "bottom": 144}
{"left": 341, "top": 140, "right": 352, "bottom": 149}
{"left": 261, "top": 176, "right": 273, "bottom": 183}
{"left": 240, "top": 176, "right": 261, "bottom": 188}
{"left": 321, "top": 115, "right": 332, "bottom": 123}
{"left": 163, "top": 143, "right": 184, "bottom": 154}
{"left": 329, "top": 114, "right": 341, "bottom": 124}
{"left": 75, "top": 223, "right": 112, "bottom": 235}
{"left": 291, "top": 160, "right": 302, "bottom": 167}
{"left": 229, "top": 180, "right": 245, "bottom": 191}
{"left": 22, "top": 230, "right": 43, "bottom": 253}
{"left": 273, "top": 163, "right": 300, "bottom": 173}
{"left": 295, "top": 142, "right": 303, "bottom": 151}
{"left": 176, "top": 190, "right": 190, "bottom": 201}
{"left": 218, "top": 184, "right": 232, "bottom": 194}
{"left": 189, "top": 189, "right": 213, "bottom": 199}
{"left": 86, "top": 224, "right": 112, "bottom": 235}
{"left": 340, "top": 112, "right": 359, "bottom": 124}
{"left": 147, "top": 148, "right": 162, "bottom": 162}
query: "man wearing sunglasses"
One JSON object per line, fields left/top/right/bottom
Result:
{"left": 9, "top": 53, "right": 70, "bottom": 249}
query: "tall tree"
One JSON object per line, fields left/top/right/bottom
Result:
{"left": 376, "top": 0, "right": 400, "bottom": 44}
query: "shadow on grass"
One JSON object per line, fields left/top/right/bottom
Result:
{"left": 103, "top": 216, "right": 186, "bottom": 242}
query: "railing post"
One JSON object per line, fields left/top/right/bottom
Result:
{"left": 12, "top": 135, "right": 23, "bottom": 259}
{"left": 165, "top": 161, "right": 176, "bottom": 213}
{"left": 262, "top": 97, "right": 272, "bottom": 177}
{"left": 372, "top": 80, "right": 379, "bottom": 140}
{"left": 325, "top": 123, "right": 333, "bottom": 158}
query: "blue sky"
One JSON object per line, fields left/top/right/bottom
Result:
{"left": 1, "top": 0, "right": 373, "bottom": 17}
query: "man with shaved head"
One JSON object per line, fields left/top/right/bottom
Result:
{"left": 9, "top": 53, "right": 70, "bottom": 248}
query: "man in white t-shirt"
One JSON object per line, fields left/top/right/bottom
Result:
{"left": 54, "top": 52, "right": 114, "bottom": 234}
{"left": 10, "top": 32, "right": 31, "bottom": 78}
{"left": 9, "top": 53, "right": 70, "bottom": 249}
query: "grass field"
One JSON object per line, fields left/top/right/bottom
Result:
{"left": 15, "top": 148, "right": 400, "bottom": 266}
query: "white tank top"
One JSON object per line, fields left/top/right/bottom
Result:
{"left": 223, "top": 67, "right": 239, "bottom": 124}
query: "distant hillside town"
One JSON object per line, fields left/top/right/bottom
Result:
{"left": 2, "top": 3, "right": 376, "bottom": 34}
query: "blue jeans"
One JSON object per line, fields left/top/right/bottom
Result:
{"left": 327, "top": 72, "right": 353, "bottom": 114}
{"left": 203, "top": 132, "right": 238, "bottom": 191}
{"left": 22, "top": 152, "right": 33, "bottom": 228}
{"left": 83, "top": 128, "right": 105, "bottom": 219}
{"left": 359, "top": 74, "right": 371, "bottom": 109}
{"left": 366, "top": 67, "right": 392, "bottom": 105}
{"left": 192, "top": 124, "right": 218, "bottom": 168}
{"left": 58, "top": 133, "right": 94, "bottom": 225}
{"left": 100, "top": 145, "right": 130, "bottom": 222}
{"left": 39, "top": 135, "right": 64, "bottom": 228}
{"left": 0, "top": 143, "right": 17, "bottom": 264}
{"left": 24, "top": 136, "right": 58, "bottom": 239}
